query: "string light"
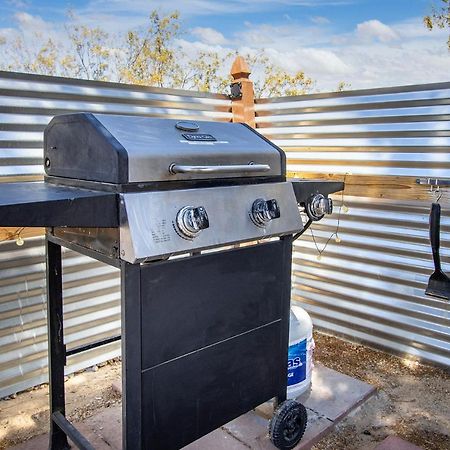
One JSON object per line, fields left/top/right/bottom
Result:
{"left": 310, "top": 173, "right": 348, "bottom": 259}
{"left": 0, "top": 227, "right": 25, "bottom": 246}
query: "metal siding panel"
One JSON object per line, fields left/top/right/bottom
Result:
{"left": 257, "top": 84, "right": 450, "bottom": 367}
{"left": 0, "top": 71, "right": 231, "bottom": 397}
{"left": 0, "top": 237, "right": 121, "bottom": 398}
{"left": 1, "top": 71, "right": 449, "bottom": 397}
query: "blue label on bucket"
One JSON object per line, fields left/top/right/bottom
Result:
{"left": 287, "top": 339, "right": 307, "bottom": 386}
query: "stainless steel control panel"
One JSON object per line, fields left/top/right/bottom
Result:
{"left": 119, "top": 182, "right": 302, "bottom": 263}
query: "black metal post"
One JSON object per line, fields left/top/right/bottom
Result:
{"left": 46, "top": 238, "right": 70, "bottom": 450}
{"left": 121, "top": 262, "right": 142, "bottom": 450}
{"left": 275, "top": 235, "right": 293, "bottom": 406}
{"left": 51, "top": 412, "right": 95, "bottom": 450}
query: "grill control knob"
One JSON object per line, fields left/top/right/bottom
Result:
{"left": 251, "top": 198, "right": 281, "bottom": 227}
{"left": 305, "top": 194, "right": 333, "bottom": 221}
{"left": 176, "top": 206, "right": 209, "bottom": 238}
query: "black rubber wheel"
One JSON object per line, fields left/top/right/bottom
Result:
{"left": 269, "top": 399, "right": 308, "bottom": 449}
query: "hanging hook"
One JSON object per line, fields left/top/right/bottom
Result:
{"left": 435, "top": 186, "right": 442, "bottom": 203}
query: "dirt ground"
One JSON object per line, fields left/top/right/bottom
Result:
{"left": 0, "top": 333, "right": 448, "bottom": 450}
{"left": 0, "top": 358, "right": 122, "bottom": 449}
{"left": 312, "top": 333, "right": 450, "bottom": 450}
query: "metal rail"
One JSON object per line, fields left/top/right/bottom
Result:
{"left": 52, "top": 412, "right": 95, "bottom": 450}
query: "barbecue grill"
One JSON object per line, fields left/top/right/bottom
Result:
{"left": 0, "top": 113, "right": 343, "bottom": 450}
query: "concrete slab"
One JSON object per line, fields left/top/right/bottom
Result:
{"left": 183, "top": 428, "right": 249, "bottom": 450}
{"left": 9, "top": 421, "right": 112, "bottom": 450}
{"left": 72, "top": 421, "right": 113, "bottom": 450}
{"left": 8, "top": 363, "right": 375, "bottom": 450}
{"left": 9, "top": 433, "right": 49, "bottom": 450}
{"left": 304, "top": 363, "right": 376, "bottom": 422}
{"left": 224, "top": 408, "right": 334, "bottom": 450}
{"left": 295, "top": 411, "right": 333, "bottom": 450}
{"left": 224, "top": 410, "right": 270, "bottom": 449}
{"left": 374, "top": 436, "right": 423, "bottom": 450}
{"left": 84, "top": 406, "right": 122, "bottom": 449}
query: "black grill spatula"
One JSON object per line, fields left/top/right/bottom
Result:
{"left": 425, "top": 203, "right": 450, "bottom": 299}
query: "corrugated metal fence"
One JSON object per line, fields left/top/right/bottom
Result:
{"left": 256, "top": 83, "right": 450, "bottom": 367}
{"left": 0, "top": 71, "right": 232, "bottom": 398}
{"left": 1, "top": 72, "right": 449, "bottom": 397}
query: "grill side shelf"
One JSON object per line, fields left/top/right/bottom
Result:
{"left": 289, "top": 179, "right": 344, "bottom": 204}
{"left": 0, "top": 182, "right": 118, "bottom": 227}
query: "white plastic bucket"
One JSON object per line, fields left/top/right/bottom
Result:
{"left": 287, "top": 304, "right": 314, "bottom": 399}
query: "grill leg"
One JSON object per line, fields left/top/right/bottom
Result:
{"left": 275, "top": 235, "right": 293, "bottom": 407}
{"left": 121, "top": 262, "right": 142, "bottom": 450}
{"left": 46, "top": 239, "right": 70, "bottom": 450}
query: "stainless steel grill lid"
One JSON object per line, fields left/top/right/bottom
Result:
{"left": 44, "top": 113, "right": 284, "bottom": 184}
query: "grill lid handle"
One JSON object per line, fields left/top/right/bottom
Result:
{"left": 169, "top": 163, "right": 271, "bottom": 175}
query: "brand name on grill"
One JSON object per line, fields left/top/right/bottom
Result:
{"left": 182, "top": 133, "right": 217, "bottom": 141}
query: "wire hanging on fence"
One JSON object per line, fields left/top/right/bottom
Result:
{"left": 310, "top": 174, "right": 348, "bottom": 260}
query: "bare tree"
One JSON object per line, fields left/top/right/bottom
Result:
{"left": 424, "top": 0, "right": 450, "bottom": 50}
{"left": 65, "top": 12, "right": 111, "bottom": 80}
{"left": 118, "top": 11, "right": 183, "bottom": 87}
{"left": 0, "top": 9, "right": 324, "bottom": 98}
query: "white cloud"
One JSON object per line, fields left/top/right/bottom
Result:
{"left": 356, "top": 19, "right": 399, "bottom": 43}
{"left": 310, "top": 16, "right": 330, "bottom": 25}
{"left": 189, "top": 16, "right": 450, "bottom": 91}
{"left": 236, "top": 22, "right": 333, "bottom": 48}
{"left": 76, "top": 0, "right": 355, "bottom": 20}
{"left": 191, "top": 27, "right": 227, "bottom": 45}
{"left": 1, "top": 4, "right": 449, "bottom": 93}
{"left": 0, "top": 12, "right": 64, "bottom": 45}
{"left": 14, "top": 11, "right": 47, "bottom": 29}
{"left": 263, "top": 46, "right": 352, "bottom": 75}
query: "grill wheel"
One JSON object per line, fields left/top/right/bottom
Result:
{"left": 269, "top": 399, "right": 308, "bottom": 449}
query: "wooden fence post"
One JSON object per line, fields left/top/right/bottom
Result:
{"left": 230, "top": 56, "right": 256, "bottom": 128}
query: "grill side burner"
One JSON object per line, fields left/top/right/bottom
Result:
{"left": 0, "top": 114, "right": 343, "bottom": 450}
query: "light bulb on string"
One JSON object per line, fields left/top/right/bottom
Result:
{"left": 16, "top": 236, "right": 24, "bottom": 246}
{"left": 335, "top": 235, "right": 341, "bottom": 243}
{"left": 342, "top": 205, "right": 349, "bottom": 213}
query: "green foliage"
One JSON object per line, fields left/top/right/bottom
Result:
{"left": 28, "top": 39, "right": 59, "bottom": 75}
{"left": 423, "top": 0, "right": 450, "bottom": 50}
{"left": 256, "top": 64, "right": 314, "bottom": 97}
{"left": 119, "top": 11, "right": 182, "bottom": 87}
{"left": 181, "top": 50, "right": 233, "bottom": 92}
{"left": 66, "top": 11, "right": 111, "bottom": 80}
{"left": 336, "top": 81, "right": 351, "bottom": 92}
{"left": 1, "top": 32, "right": 59, "bottom": 75}
{"left": 249, "top": 54, "right": 314, "bottom": 97}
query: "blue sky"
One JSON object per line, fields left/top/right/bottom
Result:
{"left": 0, "top": 0, "right": 449, "bottom": 91}
{"left": 0, "top": 0, "right": 434, "bottom": 32}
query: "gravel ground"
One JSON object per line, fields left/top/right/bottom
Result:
{"left": 0, "top": 333, "right": 448, "bottom": 450}
{"left": 312, "top": 332, "right": 450, "bottom": 450}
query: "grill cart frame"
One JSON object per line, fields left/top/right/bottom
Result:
{"left": 0, "top": 114, "right": 343, "bottom": 450}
